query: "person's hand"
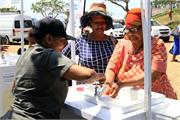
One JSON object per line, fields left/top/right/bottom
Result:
{"left": 86, "top": 73, "right": 105, "bottom": 84}
{"left": 0, "top": 45, "right": 9, "bottom": 51}
{"left": 103, "top": 82, "right": 121, "bottom": 98}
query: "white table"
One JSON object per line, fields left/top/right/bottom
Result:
{"left": 152, "top": 98, "right": 180, "bottom": 120}
{"left": 65, "top": 86, "right": 146, "bottom": 120}
{"left": 64, "top": 86, "right": 180, "bottom": 120}
{"left": 0, "top": 64, "right": 16, "bottom": 116}
{"left": 0, "top": 54, "right": 19, "bottom": 116}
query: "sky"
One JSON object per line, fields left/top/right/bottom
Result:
{"left": 84, "top": 0, "right": 141, "bottom": 19}
{"left": 0, "top": 0, "right": 141, "bottom": 20}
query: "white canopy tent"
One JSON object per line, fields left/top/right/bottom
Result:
{"left": 141, "top": 0, "right": 152, "bottom": 119}
{"left": 68, "top": 0, "right": 152, "bottom": 119}
{"left": 18, "top": 0, "right": 153, "bottom": 119}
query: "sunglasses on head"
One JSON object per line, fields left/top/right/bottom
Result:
{"left": 124, "top": 27, "right": 141, "bottom": 33}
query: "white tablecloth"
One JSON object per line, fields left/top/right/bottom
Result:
{"left": 64, "top": 86, "right": 180, "bottom": 120}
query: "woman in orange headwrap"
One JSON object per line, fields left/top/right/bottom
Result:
{"left": 103, "top": 8, "right": 177, "bottom": 99}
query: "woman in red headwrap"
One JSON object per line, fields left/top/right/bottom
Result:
{"left": 103, "top": 8, "right": 177, "bottom": 99}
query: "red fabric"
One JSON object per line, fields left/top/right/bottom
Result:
{"left": 106, "top": 38, "right": 177, "bottom": 99}
{"left": 125, "top": 8, "right": 142, "bottom": 28}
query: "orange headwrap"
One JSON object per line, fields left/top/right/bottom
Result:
{"left": 125, "top": 8, "right": 142, "bottom": 28}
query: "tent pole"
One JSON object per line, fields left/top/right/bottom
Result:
{"left": 141, "top": 0, "right": 152, "bottom": 119}
{"left": 20, "top": 0, "right": 24, "bottom": 54}
{"left": 70, "top": 0, "right": 75, "bottom": 61}
{"left": 83, "top": 0, "right": 86, "bottom": 15}
{"left": 69, "top": 0, "right": 77, "bottom": 86}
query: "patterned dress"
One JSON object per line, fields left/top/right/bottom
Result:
{"left": 106, "top": 37, "right": 177, "bottom": 99}
{"left": 62, "top": 36, "right": 117, "bottom": 73}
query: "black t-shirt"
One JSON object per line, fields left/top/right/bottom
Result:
{"left": 12, "top": 44, "right": 75, "bottom": 119}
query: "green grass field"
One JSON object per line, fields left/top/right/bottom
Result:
{"left": 154, "top": 11, "right": 180, "bottom": 29}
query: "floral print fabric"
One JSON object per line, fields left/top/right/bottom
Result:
{"left": 106, "top": 38, "right": 177, "bottom": 99}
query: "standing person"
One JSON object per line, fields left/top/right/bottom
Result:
{"left": 169, "top": 24, "right": 180, "bottom": 62}
{"left": 103, "top": 8, "right": 177, "bottom": 99}
{"left": 1, "top": 17, "right": 104, "bottom": 120}
{"left": 0, "top": 35, "right": 9, "bottom": 51}
{"left": 62, "top": 2, "right": 117, "bottom": 74}
{"left": 27, "top": 28, "right": 36, "bottom": 48}
{"left": 17, "top": 29, "right": 36, "bottom": 55}
{"left": 168, "top": 10, "right": 172, "bottom": 21}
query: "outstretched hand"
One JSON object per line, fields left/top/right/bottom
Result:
{"left": 86, "top": 73, "right": 105, "bottom": 84}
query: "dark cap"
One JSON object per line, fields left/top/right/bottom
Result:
{"left": 33, "top": 16, "right": 76, "bottom": 42}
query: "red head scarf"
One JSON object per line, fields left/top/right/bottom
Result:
{"left": 125, "top": 8, "right": 142, "bottom": 28}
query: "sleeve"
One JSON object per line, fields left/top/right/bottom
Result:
{"left": 106, "top": 41, "right": 125, "bottom": 74}
{"left": 151, "top": 38, "right": 167, "bottom": 73}
{"left": 47, "top": 52, "right": 76, "bottom": 78}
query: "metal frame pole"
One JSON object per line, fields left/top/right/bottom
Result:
{"left": 83, "top": 0, "right": 86, "bottom": 15}
{"left": 20, "top": 0, "right": 24, "bottom": 54}
{"left": 81, "top": 0, "right": 86, "bottom": 35}
{"left": 141, "top": 0, "right": 152, "bottom": 119}
{"left": 70, "top": 0, "right": 75, "bottom": 60}
{"left": 70, "top": 0, "right": 76, "bottom": 86}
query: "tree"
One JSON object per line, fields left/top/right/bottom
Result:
{"left": 151, "top": 0, "right": 179, "bottom": 20}
{"left": 106, "top": 0, "right": 130, "bottom": 12}
{"left": 31, "top": 0, "right": 68, "bottom": 18}
{"left": 0, "top": 6, "right": 19, "bottom": 13}
{"left": 151, "top": 0, "right": 178, "bottom": 8}
{"left": 152, "top": 0, "right": 160, "bottom": 8}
